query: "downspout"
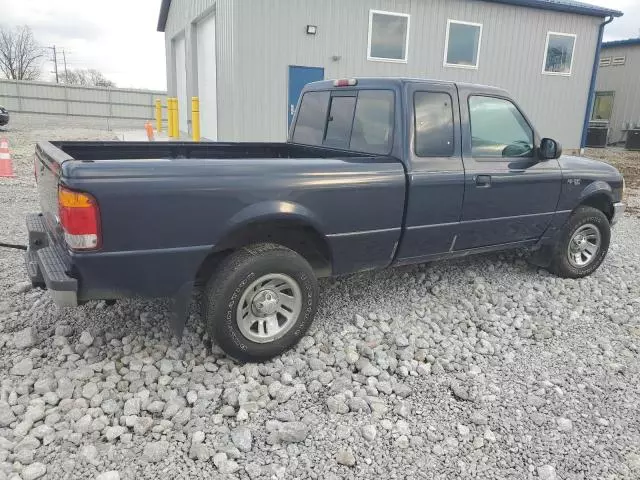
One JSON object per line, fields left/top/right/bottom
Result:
{"left": 580, "top": 15, "right": 614, "bottom": 154}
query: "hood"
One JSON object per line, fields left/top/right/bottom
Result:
{"left": 557, "top": 155, "right": 621, "bottom": 177}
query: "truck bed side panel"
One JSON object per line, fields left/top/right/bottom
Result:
{"left": 59, "top": 156, "right": 405, "bottom": 299}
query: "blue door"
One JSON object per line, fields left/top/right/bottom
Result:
{"left": 288, "top": 66, "right": 324, "bottom": 127}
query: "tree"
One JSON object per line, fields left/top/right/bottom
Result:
{"left": 0, "top": 25, "right": 44, "bottom": 80}
{"left": 65, "top": 68, "right": 115, "bottom": 88}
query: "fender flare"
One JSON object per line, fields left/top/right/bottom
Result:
{"left": 578, "top": 180, "right": 614, "bottom": 204}
{"left": 222, "top": 200, "right": 327, "bottom": 238}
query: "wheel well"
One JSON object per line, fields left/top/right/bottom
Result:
{"left": 580, "top": 193, "right": 613, "bottom": 221}
{"left": 195, "top": 220, "right": 332, "bottom": 285}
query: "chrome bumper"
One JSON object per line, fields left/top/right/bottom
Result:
{"left": 611, "top": 202, "right": 625, "bottom": 226}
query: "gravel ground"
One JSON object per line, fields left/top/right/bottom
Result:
{"left": 1, "top": 121, "right": 639, "bottom": 480}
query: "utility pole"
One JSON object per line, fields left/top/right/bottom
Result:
{"left": 48, "top": 45, "right": 59, "bottom": 83}
{"left": 62, "top": 49, "right": 68, "bottom": 83}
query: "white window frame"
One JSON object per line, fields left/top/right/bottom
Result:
{"left": 367, "top": 9, "right": 411, "bottom": 63}
{"left": 443, "top": 19, "right": 483, "bottom": 69}
{"left": 542, "top": 31, "right": 577, "bottom": 76}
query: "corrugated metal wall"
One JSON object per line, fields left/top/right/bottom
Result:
{"left": 596, "top": 45, "right": 640, "bottom": 144}
{"left": 163, "top": 0, "right": 236, "bottom": 139}
{"left": 164, "top": 0, "right": 602, "bottom": 148}
{"left": 0, "top": 79, "right": 166, "bottom": 121}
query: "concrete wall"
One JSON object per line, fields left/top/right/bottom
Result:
{"left": 164, "top": 0, "right": 602, "bottom": 148}
{"left": 596, "top": 44, "right": 640, "bottom": 144}
{"left": 0, "top": 79, "right": 167, "bottom": 124}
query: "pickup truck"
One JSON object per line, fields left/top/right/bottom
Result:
{"left": 26, "top": 78, "right": 625, "bottom": 362}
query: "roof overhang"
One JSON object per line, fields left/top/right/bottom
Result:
{"left": 602, "top": 38, "right": 640, "bottom": 49}
{"left": 481, "top": 0, "right": 622, "bottom": 18}
{"left": 157, "top": 0, "right": 171, "bottom": 32}
{"left": 157, "top": 0, "right": 624, "bottom": 33}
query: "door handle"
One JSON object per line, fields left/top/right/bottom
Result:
{"left": 475, "top": 175, "right": 491, "bottom": 188}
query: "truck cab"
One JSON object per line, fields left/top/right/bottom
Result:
{"left": 290, "top": 78, "right": 624, "bottom": 265}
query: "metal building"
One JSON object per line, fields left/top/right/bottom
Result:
{"left": 157, "top": 0, "right": 622, "bottom": 149}
{"left": 595, "top": 38, "right": 640, "bottom": 145}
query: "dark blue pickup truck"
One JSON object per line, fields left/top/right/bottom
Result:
{"left": 26, "top": 78, "right": 625, "bottom": 361}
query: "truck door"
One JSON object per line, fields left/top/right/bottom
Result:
{"left": 457, "top": 89, "right": 562, "bottom": 250}
{"left": 395, "top": 83, "right": 465, "bottom": 264}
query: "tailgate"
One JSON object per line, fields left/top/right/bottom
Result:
{"left": 34, "top": 141, "right": 73, "bottom": 240}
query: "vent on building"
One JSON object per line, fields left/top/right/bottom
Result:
{"left": 612, "top": 56, "right": 626, "bottom": 66}
{"left": 599, "top": 57, "right": 612, "bottom": 67}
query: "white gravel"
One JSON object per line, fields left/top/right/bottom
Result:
{"left": 0, "top": 119, "right": 639, "bottom": 479}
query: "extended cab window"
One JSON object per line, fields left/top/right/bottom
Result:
{"left": 469, "top": 96, "right": 533, "bottom": 158}
{"left": 414, "top": 92, "right": 454, "bottom": 157}
{"left": 292, "top": 89, "right": 394, "bottom": 155}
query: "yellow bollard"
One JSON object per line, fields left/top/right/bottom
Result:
{"left": 167, "top": 98, "right": 174, "bottom": 138}
{"left": 155, "top": 99, "right": 162, "bottom": 133}
{"left": 174, "top": 99, "right": 180, "bottom": 138}
{"left": 191, "top": 97, "right": 200, "bottom": 142}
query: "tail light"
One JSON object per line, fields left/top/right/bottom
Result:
{"left": 58, "top": 186, "right": 101, "bottom": 250}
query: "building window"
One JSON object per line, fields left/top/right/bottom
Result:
{"left": 592, "top": 92, "right": 614, "bottom": 121}
{"left": 444, "top": 20, "right": 482, "bottom": 69}
{"left": 367, "top": 10, "right": 410, "bottom": 63}
{"left": 414, "top": 92, "right": 454, "bottom": 157}
{"left": 469, "top": 96, "right": 533, "bottom": 158}
{"left": 543, "top": 32, "right": 576, "bottom": 75}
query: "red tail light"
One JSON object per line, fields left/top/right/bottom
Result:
{"left": 58, "top": 186, "right": 101, "bottom": 250}
{"left": 333, "top": 79, "right": 358, "bottom": 87}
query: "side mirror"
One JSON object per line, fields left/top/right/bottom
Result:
{"left": 539, "top": 138, "right": 562, "bottom": 160}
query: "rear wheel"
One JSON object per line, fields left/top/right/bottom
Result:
{"left": 548, "top": 206, "right": 610, "bottom": 278}
{"left": 203, "top": 243, "right": 318, "bottom": 362}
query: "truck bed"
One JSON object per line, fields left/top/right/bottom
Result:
{"left": 50, "top": 141, "right": 379, "bottom": 162}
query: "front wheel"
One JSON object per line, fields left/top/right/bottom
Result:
{"left": 548, "top": 206, "right": 611, "bottom": 278}
{"left": 203, "top": 243, "right": 318, "bottom": 362}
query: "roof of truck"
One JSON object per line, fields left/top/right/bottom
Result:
{"left": 305, "top": 78, "right": 509, "bottom": 96}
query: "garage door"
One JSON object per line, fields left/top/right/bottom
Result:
{"left": 196, "top": 13, "right": 217, "bottom": 140}
{"left": 174, "top": 34, "right": 188, "bottom": 134}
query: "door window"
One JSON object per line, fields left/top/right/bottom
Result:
{"left": 414, "top": 92, "right": 454, "bottom": 157}
{"left": 468, "top": 96, "right": 533, "bottom": 158}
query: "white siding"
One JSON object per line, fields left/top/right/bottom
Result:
{"left": 163, "top": 0, "right": 603, "bottom": 148}
{"left": 596, "top": 45, "right": 640, "bottom": 143}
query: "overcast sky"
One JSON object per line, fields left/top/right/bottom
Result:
{"left": 0, "top": 0, "right": 638, "bottom": 91}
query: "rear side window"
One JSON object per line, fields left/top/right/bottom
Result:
{"left": 324, "top": 96, "right": 357, "bottom": 149}
{"left": 350, "top": 90, "right": 395, "bottom": 155}
{"left": 414, "top": 92, "right": 454, "bottom": 157}
{"left": 291, "top": 91, "right": 330, "bottom": 145}
{"left": 292, "top": 89, "right": 395, "bottom": 155}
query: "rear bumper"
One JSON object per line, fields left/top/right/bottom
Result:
{"left": 611, "top": 202, "right": 625, "bottom": 225}
{"left": 25, "top": 213, "right": 78, "bottom": 307}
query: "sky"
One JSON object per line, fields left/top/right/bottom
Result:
{"left": 0, "top": 0, "right": 637, "bottom": 92}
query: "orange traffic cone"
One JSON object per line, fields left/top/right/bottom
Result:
{"left": 0, "top": 138, "right": 15, "bottom": 178}
{"left": 145, "top": 121, "right": 155, "bottom": 141}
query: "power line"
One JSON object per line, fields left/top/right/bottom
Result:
{"left": 46, "top": 45, "right": 59, "bottom": 83}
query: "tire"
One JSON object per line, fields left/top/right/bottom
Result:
{"left": 203, "top": 243, "right": 318, "bottom": 362}
{"left": 548, "top": 206, "right": 611, "bottom": 279}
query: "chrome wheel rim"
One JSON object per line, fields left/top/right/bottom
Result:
{"left": 567, "top": 223, "right": 601, "bottom": 268}
{"left": 236, "top": 273, "right": 302, "bottom": 343}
